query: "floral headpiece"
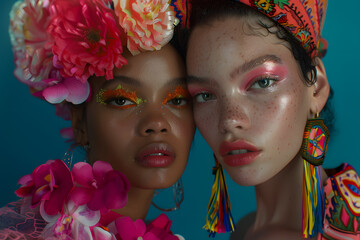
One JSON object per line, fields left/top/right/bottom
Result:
{"left": 234, "top": 0, "right": 328, "bottom": 58}
{"left": 9, "top": 0, "right": 189, "bottom": 111}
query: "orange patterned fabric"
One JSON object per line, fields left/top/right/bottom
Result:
{"left": 234, "top": 0, "right": 328, "bottom": 58}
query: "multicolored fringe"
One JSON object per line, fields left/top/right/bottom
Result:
{"left": 302, "top": 160, "right": 325, "bottom": 238}
{"left": 204, "top": 160, "right": 235, "bottom": 237}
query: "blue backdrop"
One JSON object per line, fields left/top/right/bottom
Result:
{"left": 0, "top": 1, "right": 359, "bottom": 239}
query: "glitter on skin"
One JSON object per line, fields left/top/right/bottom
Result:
{"left": 96, "top": 84, "right": 145, "bottom": 108}
{"left": 162, "top": 85, "right": 189, "bottom": 106}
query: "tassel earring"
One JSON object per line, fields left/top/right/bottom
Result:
{"left": 301, "top": 113, "right": 329, "bottom": 238}
{"left": 204, "top": 155, "right": 235, "bottom": 237}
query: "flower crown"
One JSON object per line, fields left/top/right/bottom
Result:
{"left": 9, "top": 0, "right": 189, "bottom": 117}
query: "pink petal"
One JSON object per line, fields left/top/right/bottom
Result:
{"left": 104, "top": 178, "right": 128, "bottom": 209}
{"left": 93, "top": 227, "right": 116, "bottom": 240}
{"left": 44, "top": 187, "right": 66, "bottom": 215}
{"left": 93, "top": 161, "right": 113, "bottom": 180}
{"left": 87, "top": 188, "right": 106, "bottom": 211}
{"left": 70, "top": 187, "right": 93, "bottom": 206}
{"left": 115, "top": 217, "right": 146, "bottom": 239}
{"left": 72, "top": 162, "right": 94, "bottom": 187}
{"left": 60, "top": 127, "right": 74, "bottom": 139}
{"left": 149, "top": 214, "right": 171, "bottom": 230}
{"left": 42, "top": 82, "right": 69, "bottom": 104}
{"left": 17, "top": 174, "right": 33, "bottom": 185}
{"left": 72, "top": 204, "right": 101, "bottom": 226}
{"left": 40, "top": 201, "right": 61, "bottom": 223}
{"left": 63, "top": 77, "right": 90, "bottom": 104}
{"left": 143, "top": 232, "right": 160, "bottom": 240}
{"left": 73, "top": 221, "right": 93, "bottom": 240}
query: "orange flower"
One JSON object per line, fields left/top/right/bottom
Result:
{"left": 113, "top": 0, "right": 178, "bottom": 55}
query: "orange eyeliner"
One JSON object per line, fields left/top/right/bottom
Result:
{"left": 96, "top": 84, "right": 144, "bottom": 109}
{"left": 162, "top": 85, "right": 189, "bottom": 106}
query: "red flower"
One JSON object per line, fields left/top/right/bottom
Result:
{"left": 70, "top": 161, "right": 130, "bottom": 213}
{"left": 146, "top": 214, "right": 179, "bottom": 240}
{"left": 48, "top": 0, "right": 127, "bottom": 82}
{"left": 16, "top": 160, "right": 74, "bottom": 216}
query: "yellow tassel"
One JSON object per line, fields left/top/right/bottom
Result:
{"left": 204, "top": 158, "right": 235, "bottom": 237}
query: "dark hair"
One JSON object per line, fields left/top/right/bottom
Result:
{"left": 187, "top": 0, "right": 334, "bottom": 132}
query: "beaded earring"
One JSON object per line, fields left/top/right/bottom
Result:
{"left": 301, "top": 113, "right": 329, "bottom": 238}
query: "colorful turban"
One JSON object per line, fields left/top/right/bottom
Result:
{"left": 234, "top": 0, "right": 328, "bottom": 58}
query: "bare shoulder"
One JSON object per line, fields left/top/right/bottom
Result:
{"left": 230, "top": 211, "right": 256, "bottom": 240}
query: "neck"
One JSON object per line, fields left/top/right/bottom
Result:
{"left": 253, "top": 153, "right": 304, "bottom": 231}
{"left": 113, "top": 186, "right": 154, "bottom": 220}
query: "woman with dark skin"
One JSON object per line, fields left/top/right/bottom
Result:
{"left": 0, "top": 0, "right": 194, "bottom": 239}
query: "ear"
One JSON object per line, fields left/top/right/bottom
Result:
{"left": 70, "top": 104, "right": 89, "bottom": 146}
{"left": 310, "top": 58, "right": 330, "bottom": 116}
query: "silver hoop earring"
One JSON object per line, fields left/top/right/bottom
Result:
{"left": 151, "top": 178, "right": 184, "bottom": 212}
{"left": 63, "top": 143, "right": 89, "bottom": 169}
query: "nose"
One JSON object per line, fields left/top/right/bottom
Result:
{"left": 218, "top": 97, "right": 251, "bottom": 134}
{"left": 137, "top": 107, "right": 171, "bottom": 136}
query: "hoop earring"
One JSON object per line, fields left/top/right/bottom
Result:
{"left": 63, "top": 143, "right": 89, "bottom": 169}
{"left": 151, "top": 178, "right": 184, "bottom": 212}
{"left": 301, "top": 113, "right": 329, "bottom": 238}
{"left": 204, "top": 155, "right": 235, "bottom": 236}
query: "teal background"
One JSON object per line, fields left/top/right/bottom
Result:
{"left": 0, "top": 1, "right": 359, "bottom": 239}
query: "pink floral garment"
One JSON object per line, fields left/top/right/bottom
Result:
{"left": 0, "top": 160, "right": 184, "bottom": 239}
{"left": 318, "top": 164, "right": 360, "bottom": 239}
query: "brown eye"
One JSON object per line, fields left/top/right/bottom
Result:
{"left": 168, "top": 98, "right": 187, "bottom": 106}
{"left": 109, "top": 97, "right": 135, "bottom": 107}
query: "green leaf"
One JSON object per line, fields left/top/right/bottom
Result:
{"left": 274, "top": 0, "right": 289, "bottom": 9}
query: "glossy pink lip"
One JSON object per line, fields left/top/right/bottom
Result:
{"left": 135, "top": 143, "right": 175, "bottom": 168}
{"left": 219, "top": 140, "right": 260, "bottom": 167}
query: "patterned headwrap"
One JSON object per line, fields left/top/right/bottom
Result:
{"left": 234, "top": 0, "right": 328, "bottom": 59}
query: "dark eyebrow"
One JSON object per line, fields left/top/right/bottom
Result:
{"left": 230, "top": 54, "right": 283, "bottom": 79}
{"left": 101, "top": 75, "right": 142, "bottom": 88}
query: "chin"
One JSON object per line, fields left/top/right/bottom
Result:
{"left": 132, "top": 172, "right": 182, "bottom": 190}
{"left": 225, "top": 167, "right": 272, "bottom": 187}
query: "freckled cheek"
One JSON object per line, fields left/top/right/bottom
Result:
{"left": 193, "top": 103, "right": 218, "bottom": 144}
{"left": 253, "top": 93, "right": 307, "bottom": 149}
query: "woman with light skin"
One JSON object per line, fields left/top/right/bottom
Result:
{"left": 0, "top": 0, "right": 194, "bottom": 239}
{"left": 186, "top": 0, "right": 359, "bottom": 239}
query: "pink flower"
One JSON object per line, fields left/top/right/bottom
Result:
{"left": 48, "top": 0, "right": 127, "bottom": 82}
{"left": 42, "top": 77, "right": 90, "bottom": 104}
{"left": 9, "top": 0, "right": 56, "bottom": 88}
{"left": 70, "top": 161, "right": 130, "bottom": 213}
{"left": 115, "top": 215, "right": 180, "bottom": 240}
{"left": 115, "top": 217, "right": 159, "bottom": 240}
{"left": 113, "top": 0, "right": 178, "bottom": 55}
{"left": 15, "top": 174, "right": 35, "bottom": 197}
{"left": 41, "top": 201, "right": 101, "bottom": 240}
{"left": 146, "top": 214, "right": 179, "bottom": 240}
{"left": 17, "top": 160, "right": 74, "bottom": 215}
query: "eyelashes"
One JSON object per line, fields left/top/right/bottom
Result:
{"left": 96, "top": 85, "right": 190, "bottom": 109}
{"left": 162, "top": 86, "right": 190, "bottom": 108}
{"left": 96, "top": 84, "right": 144, "bottom": 109}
